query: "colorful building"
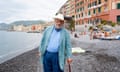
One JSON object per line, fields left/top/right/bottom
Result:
{"left": 58, "top": 0, "right": 120, "bottom": 25}
{"left": 58, "top": 0, "right": 76, "bottom": 17}
{"left": 13, "top": 24, "right": 44, "bottom": 32}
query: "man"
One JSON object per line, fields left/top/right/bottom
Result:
{"left": 39, "top": 13, "right": 72, "bottom": 72}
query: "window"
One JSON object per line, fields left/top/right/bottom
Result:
{"left": 79, "top": 14, "right": 80, "bottom": 18}
{"left": 80, "top": 8, "right": 82, "bottom": 11}
{"left": 98, "top": 7, "right": 101, "bottom": 13}
{"left": 104, "top": 6, "right": 108, "bottom": 11}
{"left": 80, "top": 1, "right": 84, "bottom": 5}
{"left": 80, "top": 7, "right": 83, "bottom": 11}
{"left": 98, "top": 0, "right": 101, "bottom": 4}
{"left": 81, "top": 13, "right": 83, "bottom": 17}
{"left": 76, "top": 3, "right": 79, "bottom": 7}
{"left": 82, "top": 7, "right": 84, "bottom": 11}
{"left": 93, "top": 9, "right": 96, "bottom": 14}
{"left": 117, "top": 3, "right": 120, "bottom": 9}
{"left": 92, "top": 1, "right": 97, "bottom": 6}
{"left": 117, "top": 16, "right": 120, "bottom": 23}
{"left": 104, "top": 0, "right": 108, "bottom": 2}
{"left": 95, "top": 1, "right": 97, "bottom": 5}
{"left": 90, "top": 3, "right": 92, "bottom": 7}
{"left": 76, "top": 9, "right": 79, "bottom": 13}
{"left": 92, "top": 2, "right": 94, "bottom": 6}
{"left": 88, "top": 19, "right": 91, "bottom": 24}
{"left": 76, "top": 15, "right": 78, "bottom": 19}
{"left": 88, "top": 4, "right": 90, "bottom": 8}
{"left": 88, "top": 10, "right": 91, "bottom": 15}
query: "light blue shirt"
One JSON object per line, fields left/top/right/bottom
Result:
{"left": 47, "top": 28, "right": 61, "bottom": 52}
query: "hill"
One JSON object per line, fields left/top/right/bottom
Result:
{"left": 0, "top": 20, "right": 46, "bottom": 30}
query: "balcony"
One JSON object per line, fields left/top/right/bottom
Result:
{"left": 84, "top": 15, "right": 92, "bottom": 18}
{"left": 80, "top": 17, "right": 84, "bottom": 19}
{"left": 88, "top": 3, "right": 105, "bottom": 10}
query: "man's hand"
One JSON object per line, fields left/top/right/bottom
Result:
{"left": 67, "top": 58, "right": 72, "bottom": 64}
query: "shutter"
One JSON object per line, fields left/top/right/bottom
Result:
{"left": 117, "top": 3, "right": 120, "bottom": 9}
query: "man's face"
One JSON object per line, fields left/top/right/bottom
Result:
{"left": 54, "top": 18, "right": 64, "bottom": 28}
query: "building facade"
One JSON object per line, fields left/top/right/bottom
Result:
{"left": 58, "top": 0, "right": 120, "bottom": 25}
{"left": 13, "top": 24, "right": 45, "bottom": 32}
{"left": 58, "top": 0, "right": 76, "bottom": 17}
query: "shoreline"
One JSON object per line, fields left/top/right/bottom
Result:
{"left": 0, "top": 46, "right": 39, "bottom": 64}
{"left": 0, "top": 48, "right": 39, "bottom": 72}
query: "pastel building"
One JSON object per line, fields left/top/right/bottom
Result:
{"left": 58, "top": 0, "right": 120, "bottom": 25}
{"left": 58, "top": 0, "right": 76, "bottom": 17}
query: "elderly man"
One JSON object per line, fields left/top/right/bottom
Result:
{"left": 39, "top": 13, "right": 72, "bottom": 72}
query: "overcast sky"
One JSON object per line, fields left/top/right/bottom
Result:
{"left": 0, "top": 0, "right": 67, "bottom": 23}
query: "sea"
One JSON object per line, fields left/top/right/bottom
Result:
{"left": 0, "top": 31, "right": 42, "bottom": 63}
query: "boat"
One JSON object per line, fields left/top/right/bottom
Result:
{"left": 27, "top": 31, "right": 40, "bottom": 33}
{"left": 99, "top": 35, "right": 120, "bottom": 40}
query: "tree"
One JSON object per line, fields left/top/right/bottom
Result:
{"left": 111, "top": 22, "right": 116, "bottom": 27}
{"left": 64, "top": 16, "right": 75, "bottom": 31}
{"left": 89, "top": 26, "right": 93, "bottom": 31}
{"left": 101, "top": 20, "right": 107, "bottom": 25}
{"left": 69, "top": 19, "right": 75, "bottom": 31}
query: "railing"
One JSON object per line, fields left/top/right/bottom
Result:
{"left": 88, "top": 3, "right": 105, "bottom": 10}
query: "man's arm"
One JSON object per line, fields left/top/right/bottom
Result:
{"left": 65, "top": 31, "right": 72, "bottom": 64}
{"left": 38, "top": 27, "right": 49, "bottom": 56}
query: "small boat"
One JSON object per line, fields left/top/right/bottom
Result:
{"left": 27, "top": 31, "right": 40, "bottom": 33}
{"left": 100, "top": 35, "right": 120, "bottom": 40}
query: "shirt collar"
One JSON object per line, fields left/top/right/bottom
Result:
{"left": 53, "top": 25, "right": 63, "bottom": 32}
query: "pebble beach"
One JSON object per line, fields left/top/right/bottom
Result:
{"left": 0, "top": 35, "right": 120, "bottom": 72}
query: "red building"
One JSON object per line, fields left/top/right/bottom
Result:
{"left": 58, "top": 0, "right": 120, "bottom": 25}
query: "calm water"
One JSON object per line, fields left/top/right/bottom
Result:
{"left": 0, "top": 31, "right": 42, "bottom": 63}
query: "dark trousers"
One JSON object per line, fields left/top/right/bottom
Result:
{"left": 43, "top": 51, "right": 63, "bottom": 72}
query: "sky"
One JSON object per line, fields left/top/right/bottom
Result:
{"left": 0, "top": 0, "right": 67, "bottom": 23}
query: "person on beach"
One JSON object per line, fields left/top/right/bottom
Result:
{"left": 39, "top": 13, "right": 72, "bottom": 72}
{"left": 74, "top": 33, "right": 79, "bottom": 38}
